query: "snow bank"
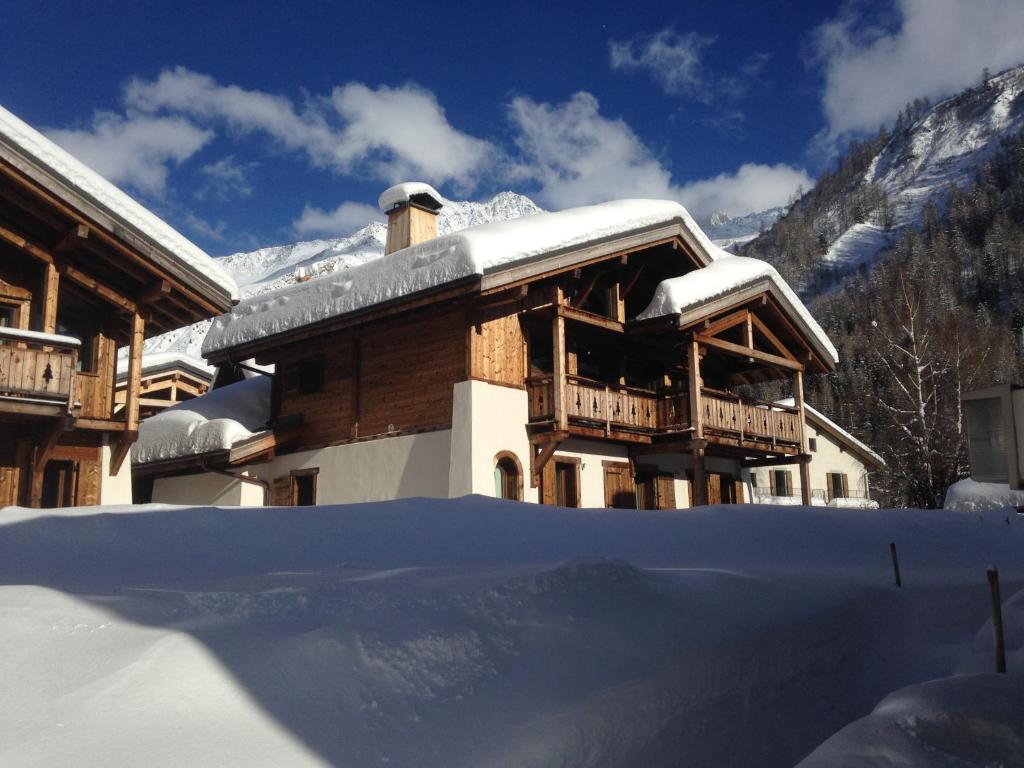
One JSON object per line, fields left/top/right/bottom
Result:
{"left": 0, "top": 105, "right": 238, "bottom": 302}
{"left": 944, "top": 478, "right": 1024, "bottom": 512}
{"left": 796, "top": 673, "right": 1024, "bottom": 767}
{"left": 132, "top": 376, "right": 270, "bottom": 465}
{"left": 637, "top": 253, "right": 839, "bottom": 364}
{"left": 202, "top": 199, "right": 705, "bottom": 355}
{"left": 0, "top": 326, "right": 80, "bottom": 347}
{"left": 0, "top": 499, "right": 1021, "bottom": 767}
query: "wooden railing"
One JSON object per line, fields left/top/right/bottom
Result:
{"left": 76, "top": 371, "right": 115, "bottom": 419}
{"left": 700, "top": 388, "right": 802, "bottom": 446}
{"left": 528, "top": 376, "right": 802, "bottom": 447}
{"left": 0, "top": 329, "right": 78, "bottom": 410}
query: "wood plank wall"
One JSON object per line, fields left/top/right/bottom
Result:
{"left": 468, "top": 304, "right": 527, "bottom": 387}
{"left": 275, "top": 308, "right": 466, "bottom": 451}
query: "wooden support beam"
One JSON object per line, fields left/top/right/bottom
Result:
{"left": 688, "top": 338, "right": 703, "bottom": 440}
{"left": 691, "top": 446, "right": 707, "bottom": 507}
{"left": 741, "top": 454, "right": 806, "bottom": 468}
{"left": 749, "top": 311, "right": 798, "bottom": 362}
{"left": 125, "top": 311, "right": 145, "bottom": 434}
{"left": 531, "top": 439, "right": 561, "bottom": 488}
{"left": 552, "top": 305, "right": 567, "bottom": 433}
{"left": 109, "top": 434, "right": 136, "bottom": 476}
{"left": 56, "top": 262, "right": 137, "bottom": 313}
{"left": 799, "top": 459, "right": 812, "bottom": 506}
{"left": 695, "top": 333, "right": 804, "bottom": 372}
{"left": 620, "top": 263, "right": 646, "bottom": 299}
{"left": 53, "top": 224, "right": 90, "bottom": 255}
{"left": 41, "top": 262, "right": 59, "bottom": 334}
{"left": 701, "top": 309, "right": 750, "bottom": 340}
{"left": 0, "top": 223, "right": 53, "bottom": 263}
{"left": 138, "top": 279, "right": 172, "bottom": 304}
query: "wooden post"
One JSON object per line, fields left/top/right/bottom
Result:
{"left": 794, "top": 370, "right": 812, "bottom": 505}
{"left": 125, "top": 311, "right": 144, "bottom": 433}
{"left": 42, "top": 262, "right": 59, "bottom": 333}
{"left": 988, "top": 566, "right": 1007, "bottom": 674}
{"left": 889, "top": 542, "right": 902, "bottom": 587}
{"left": 691, "top": 446, "right": 707, "bottom": 507}
{"left": 351, "top": 339, "right": 361, "bottom": 438}
{"left": 552, "top": 291, "right": 567, "bottom": 432}
{"left": 688, "top": 337, "right": 703, "bottom": 439}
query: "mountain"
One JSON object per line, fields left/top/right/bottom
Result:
{"left": 141, "top": 192, "right": 542, "bottom": 359}
{"left": 745, "top": 64, "right": 1024, "bottom": 296}
{"left": 700, "top": 207, "right": 784, "bottom": 249}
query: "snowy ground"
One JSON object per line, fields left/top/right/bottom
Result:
{"left": 1, "top": 498, "right": 1021, "bottom": 767}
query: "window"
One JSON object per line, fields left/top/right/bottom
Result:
{"left": 771, "top": 469, "right": 793, "bottom": 497}
{"left": 291, "top": 468, "right": 318, "bottom": 506}
{"left": 964, "top": 397, "right": 1007, "bottom": 483}
{"left": 0, "top": 303, "right": 16, "bottom": 328}
{"left": 554, "top": 459, "right": 580, "bottom": 507}
{"left": 41, "top": 460, "right": 77, "bottom": 507}
{"left": 808, "top": 437, "right": 818, "bottom": 452}
{"left": 296, "top": 357, "right": 325, "bottom": 395}
{"left": 827, "top": 472, "right": 848, "bottom": 500}
{"left": 493, "top": 452, "right": 523, "bottom": 501}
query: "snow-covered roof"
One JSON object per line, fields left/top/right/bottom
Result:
{"left": 637, "top": 252, "right": 839, "bottom": 365}
{"left": 378, "top": 181, "right": 444, "bottom": 212}
{"left": 116, "top": 351, "right": 215, "bottom": 380}
{"left": 203, "top": 199, "right": 710, "bottom": 356}
{"left": 0, "top": 104, "right": 239, "bottom": 303}
{"left": 777, "top": 398, "right": 884, "bottom": 466}
{"left": 132, "top": 375, "right": 270, "bottom": 465}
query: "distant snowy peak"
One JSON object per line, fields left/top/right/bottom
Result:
{"left": 701, "top": 207, "right": 784, "bottom": 248}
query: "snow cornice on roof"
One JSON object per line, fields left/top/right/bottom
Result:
{"left": 202, "top": 199, "right": 713, "bottom": 358}
{"left": 0, "top": 104, "right": 239, "bottom": 307}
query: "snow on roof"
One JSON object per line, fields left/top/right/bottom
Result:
{"left": 116, "top": 351, "right": 215, "bottom": 379}
{"left": 378, "top": 181, "right": 444, "bottom": 212}
{"left": 132, "top": 375, "right": 270, "bottom": 465}
{"left": 943, "top": 478, "right": 1024, "bottom": 512}
{"left": 637, "top": 252, "right": 839, "bottom": 365}
{"left": 777, "top": 398, "right": 884, "bottom": 466}
{"left": 0, "top": 326, "right": 80, "bottom": 348}
{"left": 202, "top": 199, "right": 703, "bottom": 356}
{"left": 0, "top": 104, "right": 239, "bottom": 303}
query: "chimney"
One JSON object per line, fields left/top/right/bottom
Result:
{"left": 378, "top": 182, "right": 444, "bottom": 255}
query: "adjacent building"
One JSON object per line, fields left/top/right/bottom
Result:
{"left": 0, "top": 105, "right": 237, "bottom": 507}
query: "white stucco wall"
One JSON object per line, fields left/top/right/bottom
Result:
{"left": 99, "top": 436, "right": 133, "bottom": 505}
{"left": 152, "top": 471, "right": 252, "bottom": 506}
{"left": 449, "top": 380, "right": 538, "bottom": 502}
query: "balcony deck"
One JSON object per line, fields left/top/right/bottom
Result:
{"left": 527, "top": 375, "right": 802, "bottom": 454}
{"left": 0, "top": 329, "right": 78, "bottom": 418}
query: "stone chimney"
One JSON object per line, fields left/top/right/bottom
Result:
{"left": 378, "top": 182, "right": 444, "bottom": 255}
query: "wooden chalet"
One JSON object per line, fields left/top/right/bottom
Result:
{"left": 114, "top": 353, "right": 213, "bottom": 420}
{"left": 139, "top": 183, "right": 838, "bottom": 509}
{"left": 0, "top": 105, "right": 237, "bottom": 507}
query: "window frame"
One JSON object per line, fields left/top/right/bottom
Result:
{"left": 493, "top": 451, "right": 524, "bottom": 501}
{"left": 290, "top": 467, "right": 319, "bottom": 506}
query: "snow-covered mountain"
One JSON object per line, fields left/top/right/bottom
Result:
{"left": 701, "top": 207, "right": 784, "bottom": 248}
{"left": 142, "top": 192, "right": 542, "bottom": 360}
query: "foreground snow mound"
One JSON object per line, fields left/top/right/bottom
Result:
{"left": 796, "top": 673, "right": 1024, "bottom": 767}
{"left": 945, "top": 478, "right": 1024, "bottom": 512}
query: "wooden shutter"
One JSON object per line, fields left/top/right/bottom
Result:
{"left": 541, "top": 459, "right": 556, "bottom": 505}
{"left": 271, "top": 476, "right": 292, "bottom": 506}
{"left": 769, "top": 470, "right": 777, "bottom": 495}
{"left": 841, "top": 473, "right": 849, "bottom": 497}
{"left": 785, "top": 470, "right": 793, "bottom": 496}
{"left": 655, "top": 474, "right": 676, "bottom": 509}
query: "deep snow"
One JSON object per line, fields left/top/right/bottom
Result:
{"left": 0, "top": 498, "right": 1021, "bottom": 767}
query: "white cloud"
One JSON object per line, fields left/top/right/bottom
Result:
{"left": 125, "top": 67, "right": 493, "bottom": 190}
{"left": 183, "top": 211, "right": 227, "bottom": 241}
{"left": 45, "top": 112, "right": 212, "bottom": 195}
{"left": 610, "top": 29, "right": 716, "bottom": 99}
{"left": 293, "top": 201, "right": 383, "bottom": 238}
{"left": 508, "top": 92, "right": 809, "bottom": 217}
{"left": 813, "top": 0, "right": 1024, "bottom": 138}
{"left": 197, "top": 155, "right": 255, "bottom": 200}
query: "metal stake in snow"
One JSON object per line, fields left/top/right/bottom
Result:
{"left": 889, "top": 542, "right": 901, "bottom": 588}
{"left": 987, "top": 566, "right": 1007, "bottom": 674}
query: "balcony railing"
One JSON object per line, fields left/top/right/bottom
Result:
{"left": 0, "top": 327, "right": 79, "bottom": 412}
{"left": 528, "top": 376, "right": 804, "bottom": 449}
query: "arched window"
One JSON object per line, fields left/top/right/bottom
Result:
{"left": 493, "top": 451, "right": 523, "bottom": 501}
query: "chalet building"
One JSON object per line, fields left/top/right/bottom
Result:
{"left": 114, "top": 352, "right": 213, "bottom": 420}
{"left": 0, "top": 105, "right": 237, "bottom": 507}
{"left": 750, "top": 400, "right": 883, "bottom": 507}
{"left": 136, "top": 182, "right": 847, "bottom": 510}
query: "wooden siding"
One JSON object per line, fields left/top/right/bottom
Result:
{"left": 468, "top": 305, "right": 527, "bottom": 386}
{"left": 276, "top": 308, "right": 466, "bottom": 450}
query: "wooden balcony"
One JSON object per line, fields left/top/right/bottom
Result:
{"left": 527, "top": 375, "right": 802, "bottom": 453}
{"left": 0, "top": 328, "right": 78, "bottom": 418}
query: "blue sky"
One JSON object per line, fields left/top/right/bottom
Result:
{"left": 3, "top": 0, "right": 1024, "bottom": 255}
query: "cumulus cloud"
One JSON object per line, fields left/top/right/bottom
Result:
{"left": 610, "top": 29, "right": 716, "bottom": 99}
{"left": 292, "top": 201, "right": 383, "bottom": 238}
{"left": 45, "top": 112, "right": 212, "bottom": 195}
{"left": 813, "top": 0, "right": 1024, "bottom": 138}
{"left": 508, "top": 92, "right": 809, "bottom": 217}
{"left": 124, "top": 67, "right": 493, "bottom": 190}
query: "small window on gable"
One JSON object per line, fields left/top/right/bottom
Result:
{"left": 296, "top": 356, "right": 325, "bottom": 395}
{"left": 808, "top": 437, "right": 818, "bottom": 452}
